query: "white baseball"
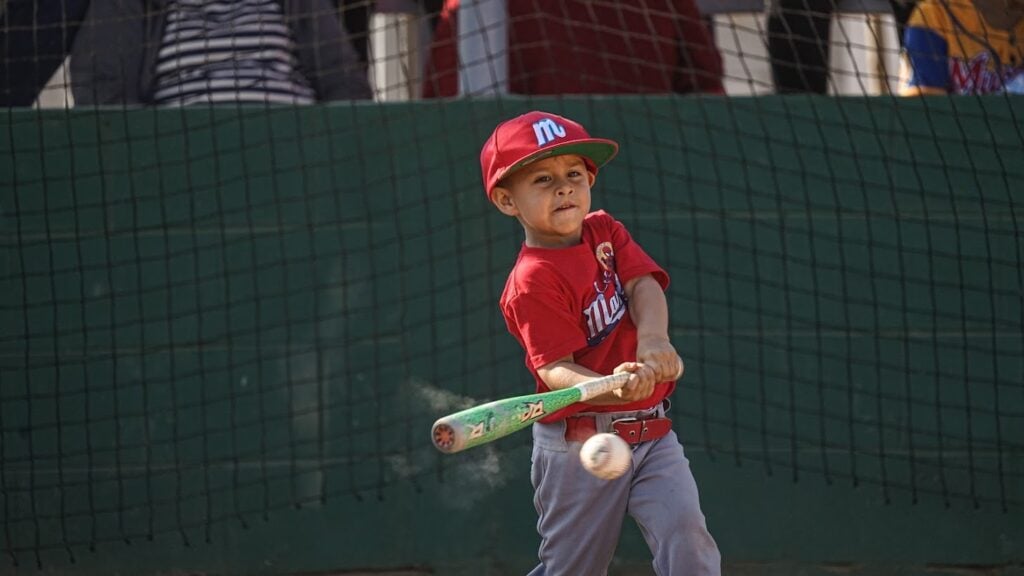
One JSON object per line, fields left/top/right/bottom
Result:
{"left": 579, "top": 433, "right": 632, "bottom": 480}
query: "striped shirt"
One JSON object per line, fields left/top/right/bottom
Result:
{"left": 152, "top": 0, "right": 317, "bottom": 106}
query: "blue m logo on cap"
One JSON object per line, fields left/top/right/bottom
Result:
{"left": 532, "top": 118, "right": 567, "bottom": 147}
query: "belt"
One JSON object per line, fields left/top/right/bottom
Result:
{"left": 564, "top": 408, "right": 672, "bottom": 445}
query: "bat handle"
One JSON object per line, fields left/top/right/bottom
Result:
{"left": 575, "top": 356, "right": 684, "bottom": 403}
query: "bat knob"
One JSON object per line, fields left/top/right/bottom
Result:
{"left": 431, "top": 421, "right": 460, "bottom": 453}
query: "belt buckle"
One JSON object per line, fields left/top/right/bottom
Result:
{"left": 611, "top": 417, "right": 642, "bottom": 443}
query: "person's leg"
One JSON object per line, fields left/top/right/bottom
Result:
{"left": 0, "top": 0, "right": 90, "bottom": 106}
{"left": 527, "top": 421, "right": 631, "bottom": 576}
{"left": 767, "top": 0, "right": 838, "bottom": 93}
{"left": 628, "top": 431, "right": 721, "bottom": 576}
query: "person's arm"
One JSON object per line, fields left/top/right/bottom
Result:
{"left": 900, "top": 85, "right": 949, "bottom": 96}
{"left": 625, "top": 274, "right": 682, "bottom": 383}
{"left": 536, "top": 356, "right": 656, "bottom": 406}
{"left": 294, "top": 0, "right": 373, "bottom": 101}
{"left": 535, "top": 273, "right": 681, "bottom": 405}
{"left": 898, "top": 5, "right": 951, "bottom": 96}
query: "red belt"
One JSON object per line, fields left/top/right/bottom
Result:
{"left": 564, "top": 413, "right": 673, "bottom": 445}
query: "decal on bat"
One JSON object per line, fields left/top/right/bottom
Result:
{"left": 468, "top": 421, "right": 487, "bottom": 439}
{"left": 520, "top": 401, "right": 545, "bottom": 422}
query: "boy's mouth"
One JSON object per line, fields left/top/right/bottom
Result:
{"left": 555, "top": 203, "right": 576, "bottom": 212}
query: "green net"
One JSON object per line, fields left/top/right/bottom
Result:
{"left": 1, "top": 0, "right": 1022, "bottom": 571}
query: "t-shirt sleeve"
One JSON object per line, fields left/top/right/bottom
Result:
{"left": 902, "top": 2, "right": 951, "bottom": 91}
{"left": 504, "top": 291, "right": 587, "bottom": 370}
{"left": 609, "top": 217, "right": 670, "bottom": 290}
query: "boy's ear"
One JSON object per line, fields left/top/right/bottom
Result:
{"left": 490, "top": 186, "right": 519, "bottom": 216}
{"left": 587, "top": 170, "right": 596, "bottom": 187}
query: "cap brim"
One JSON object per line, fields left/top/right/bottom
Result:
{"left": 504, "top": 138, "right": 619, "bottom": 179}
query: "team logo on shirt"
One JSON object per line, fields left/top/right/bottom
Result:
{"left": 949, "top": 52, "right": 1024, "bottom": 94}
{"left": 584, "top": 241, "right": 626, "bottom": 346}
{"left": 595, "top": 242, "right": 616, "bottom": 289}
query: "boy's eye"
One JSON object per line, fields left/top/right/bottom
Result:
{"left": 534, "top": 175, "right": 551, "bottom": 184}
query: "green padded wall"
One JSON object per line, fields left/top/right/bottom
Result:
{"left": 1, "top": 97, "right": 1021, "bottom": 575}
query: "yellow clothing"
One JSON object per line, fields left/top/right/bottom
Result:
{"left": 900, "top": 0, "right": 1024, "bottom": 94}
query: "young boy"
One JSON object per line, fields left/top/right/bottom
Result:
{"left": 481, "top": 110, "right": 721, "bottom": 575}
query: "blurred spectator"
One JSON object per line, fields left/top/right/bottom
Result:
{"left": 900, "top": 0, "right": 1024, "bottom": 94}
{"left": 70, "top": 0, "right": 372, "bottom": 106}
{"left": 0, "top": 0, "right": 90, "bottom": 106}
{"left": 422, "top": 0, "right": 724, "bottom": 97}
{"left": 333, "top": 0, "right": 374, "bottom": 67}
{"left": 767, "top": 0, "right": 918, "bottom": 93}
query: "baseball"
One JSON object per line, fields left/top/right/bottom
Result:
{"left": 579, "top": 433, "right": 632, "bottom": 480}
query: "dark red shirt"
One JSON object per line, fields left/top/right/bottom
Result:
{"left": 423, "top": 0, "right": 724, "bottom": 97}
{"left": 500, "top": 211, "right": 674, "bottom": 422}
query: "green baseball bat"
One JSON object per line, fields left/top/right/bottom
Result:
{"left": 431, "top": 358, "right": 683, "bottom": 454}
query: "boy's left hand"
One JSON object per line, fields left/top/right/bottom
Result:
{"left": 637, "top": 336, "right": 683, "bottom": 382}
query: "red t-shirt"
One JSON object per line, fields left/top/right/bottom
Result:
{"left": 422, "top": 0, "right": 724, "bottom": 97}
{"left": 500, "top": 211, "right": 673, "bottom": 422}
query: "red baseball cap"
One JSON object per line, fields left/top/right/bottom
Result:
{"left": 480, "top": 111, "right": 619, "bottom": 197}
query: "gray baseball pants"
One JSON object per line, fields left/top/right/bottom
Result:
{"left": 527, "top": 406, "right": 721, "bottom": 576}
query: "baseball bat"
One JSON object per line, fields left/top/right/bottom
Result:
{"left": 431, "top": 357, "right": 683, "bottom": 454}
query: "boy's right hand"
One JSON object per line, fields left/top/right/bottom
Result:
{"left": 612, "top": 362, "right": 656, "bottom": 402}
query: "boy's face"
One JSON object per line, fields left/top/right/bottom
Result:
{"left": 489, "top": 154, "right": 596, "bottom": 248}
